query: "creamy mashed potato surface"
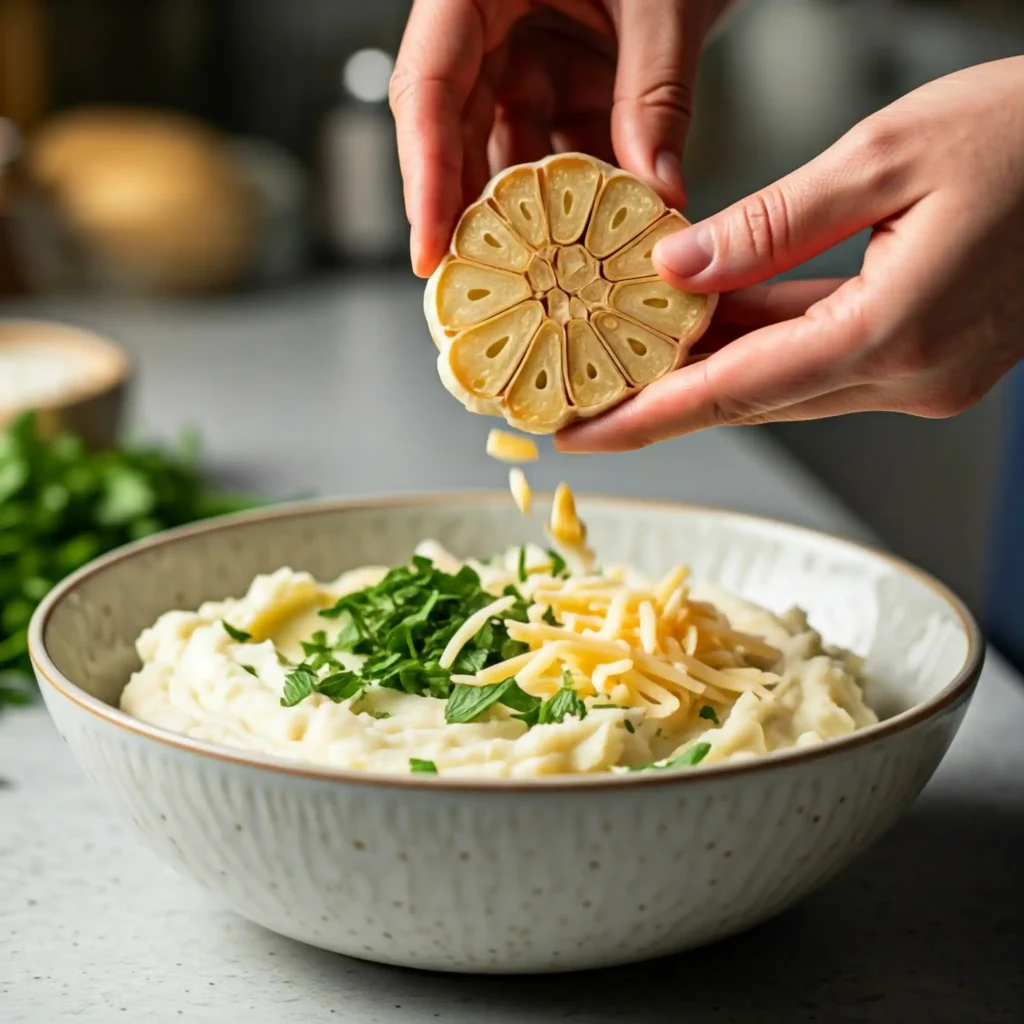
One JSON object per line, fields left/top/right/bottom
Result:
{"left": 120, "top": 543, "right": 877, "bottom": 778}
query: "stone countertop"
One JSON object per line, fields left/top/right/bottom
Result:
{"left": 1, "top": 274, "right": 1022, "bottom": 1023}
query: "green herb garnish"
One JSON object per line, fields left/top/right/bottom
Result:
{"left": 698, "top": 705, "right": 720, "bottom": 725}
{"left": 240, "top": 664, "right": 259, "bottom": 677}
{"left": 542, "top": 605, "right": 558, "bottom": 626}
{"left": 546, "top": 548, "right": 568, "bottom": 578}
{"left": 280, "top": 666, "right": 363, "bottom": 707}
{"left": 0, "top": 411, "right": 262, "bottom": 712}
{"left": 445, "top": 676, "right": 541, "bottom": 725}
{"left": 309, "top": 556, "right": 530, "bottom": 701}
{"left": 280, "top": 667, "right": 318, "bottom": 707}
{"left": 536, "top": 670, "right": 587, "bottom": 725}
{"left": 624, "top": 719, "right": 635, "bottom": 734}
{"left": 222, "top": 621, "right": 252, "bottom": 643}
{"left": 517, "top": 546, "right": 528, "bottom": 583}
{"left": 364, "top": 709, "right": 391, "bottom": 720}
{"left": 670, "top": 742, "right": 711, "bottom": 766}
{"left": 629, "top": 741, "right": 712, "bottom": 772}
{"left": 409, "top": 758, "right": 438, "bottom": 774}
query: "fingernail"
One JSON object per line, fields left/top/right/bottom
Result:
{"left": 654, "top": 149, "right": 685, "bottom": 196}
{"left": 409, "top": 225, "right": 420, "bottom": 270}
{"left": 653, "top": 223, "right": 714, "bottom": 280}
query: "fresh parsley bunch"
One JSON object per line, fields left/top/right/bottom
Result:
{"left": 0, "top": 411, "right": 262, "bottom": 710}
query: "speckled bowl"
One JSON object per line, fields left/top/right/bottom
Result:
{"left": 29, "top": 495, "right": 983, "bottom": 973}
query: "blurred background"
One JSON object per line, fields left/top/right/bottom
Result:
{"left": 1, "top": 0, "right": 1023, "bottom": 664}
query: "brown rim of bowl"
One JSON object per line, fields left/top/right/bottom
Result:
{"left": 28, "top": 492, "right": 985, "bottom": 793}
{"left": 0, "top": 319, "right": 132, "bottom": 419}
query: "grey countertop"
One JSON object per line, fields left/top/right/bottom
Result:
{"left": 1, "top": 274, "right": 1022, "bottom": 1023}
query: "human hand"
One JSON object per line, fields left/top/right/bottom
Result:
{"left": 557, "top": 57, "right": 1024, "bottom": 452}
{"left": 390, "top": 0, "right": 734, "bottom": 277}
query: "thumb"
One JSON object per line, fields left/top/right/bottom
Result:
{"left": 610, "top": 1, "right": 708, "bottom": 207}
{"left": 652, "top": 122, "right": 916, "bottom": 292}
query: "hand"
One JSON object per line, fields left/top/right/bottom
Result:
{"left": 390, "top": 0, "right": 734, "bottom": 277}
{"left": 557, "top": 57, "right": 1024, "bottom": 452}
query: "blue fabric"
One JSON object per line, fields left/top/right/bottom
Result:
{"left": 987, "top": 363, "right": 1024, "bottom": 669}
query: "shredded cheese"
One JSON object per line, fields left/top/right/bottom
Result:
{"left": 438, "top": 595, "right": 516, "bottom": 670}
{"left": 487, "top": 429, "right": 539, "bottom": 463}
{"left": 477, "top": 417, "right": 784, "bottom": 722}
{"left": 445, "top": 548, "right": 787, "bottom": 720}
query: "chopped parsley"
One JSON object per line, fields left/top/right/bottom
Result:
{"left": 445, "top": 676, "right": 541, "bottom": 724}
{"left": 222, "top": 621, "right": 252, "bottom": 643}
{"left": 409, "top": 758, "right": 438, "bottom": 774}
{"left": 592, "top": 703, "right": 626, "bottom": 709}
{"left": 546, "top": 548, "right": 568, "bottom": 578}
{"left": 624, "top": 719, "right": 635, "bottom": 734}
{"left": 698, "top": 705, "right": 720, "bottom": 725}
{"left": 240, "top": 664, "right": 258, "bottom": 677}
{"left": 363, "top": 709, "right": 391, "bottom": 720}
{"left": 535, "top": 670, "right": 587, "bottom": 726}
{"left": 670, "top": 742, "right": 711, "bottom": 767}
{"left": 542, "top": 605, "right": 559, "bottom": 626}
{"left": 629, "top": 741, "right": 712, "bottom": 772}
{"left": 517, "top": 546, "right": 528, "bottom": 582}
{"left": 280, "top": 667, "right": 363, "bottom": 707}
{"left": 277, "top": 556, "right": 531, "bottom": 707}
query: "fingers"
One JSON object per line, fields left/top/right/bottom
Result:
{"left": 727, "top": 383, "right": 885, "bottom": 425}
{"left": 391, "top": 0, "right": 526, "bottom": 276}
{"left": 652, "top": 119, "right": 920, "bottom": 292}
{"left": 556, "top": 277, "right": 873, "bottom": 451}
{"left": 609, "top": 0, "right": 699, "bottom": 208}
{"left": 488, "top": 43, "right": 555, "bottom": 171}
{"left": 688, "top": 278, "right": 849, "bottom": 356}
{"left": 712, "top": 279, "right": 849, "bottom": 329}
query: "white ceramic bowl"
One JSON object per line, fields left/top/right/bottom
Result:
{"left": 29, "top": 495, "right": 983, "bottom": 973}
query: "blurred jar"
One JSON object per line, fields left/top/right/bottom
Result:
{"left": 319, "top": 46, "right": 407, "bottom": 265}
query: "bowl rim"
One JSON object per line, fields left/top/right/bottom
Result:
{"left": 0, "top": 318, "right": 132, "bottom": 419}
{"left": 28, "top": 491, "right": 985, "bottom": 792}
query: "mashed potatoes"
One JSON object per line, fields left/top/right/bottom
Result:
{"left": 120, "top": 543, "right": 877, "bottom": 778}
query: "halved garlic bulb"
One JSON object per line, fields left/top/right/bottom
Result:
{"left": 425, "top": 153, "right": 717, "bottom": 433}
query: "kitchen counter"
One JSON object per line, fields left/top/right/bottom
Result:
{"left": 1, "top": 274, "right": 1022, "bottom": 1023}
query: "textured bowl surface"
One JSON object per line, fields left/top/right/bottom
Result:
{"left": 29, "top": 495, "right": 983, "bottom": 973}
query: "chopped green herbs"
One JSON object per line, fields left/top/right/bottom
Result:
{"left": 363, "top": 709, "right": 391, "bottom": 720}
{"left": 278, "top": 556, "right": 532, "bottom": 707}
{"left": 222, "top": 621, "right": 252, "bottom": 643}
{"left": 0, "top": 411, "right": 262, "bottom": 712}
{"left": 517, "top": 546, "right": 528, "bottom": 583}
{"left": 536, "top": 671, "right": 588, "bottom": 726}
{"left": 280, "top": 666, "right": 362, "bottom": 707}
{"left": 629, "top": 741, "right": 712, "bottom": 772}
{"left": 280, "top": 667, "right": 318, "bottom": 707}
{"left": 698, "top": 705, "right": 720, "bottom": 725}
{"left": 592, "top": 703, "right": 626, "bottom": 709}
{"left": 240, "top": 664, "right": 259, "bottom": 677}
{"left": 671, "top": 742, "right": 711, "bottom": 766}
{"left": 624, "top": 719, "right": 635, "bottom": 734}
{"left": 316, "top": 671, "right": 364, "bottom": 702}
{"left": 444, "top": 676, "right": 541, "bottom": 725}
{"left": 409, "top": 758, "right": 438, "bottom": 774}
{"left": 546, "top": 548, "right": 568, "bottom": 578}
{"left": 542, "top": 605, "right": 558, "bottom": 626}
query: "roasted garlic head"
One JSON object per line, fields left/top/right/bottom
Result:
{"left": 424, "top": 154, "right": 717, "bottom": 434}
